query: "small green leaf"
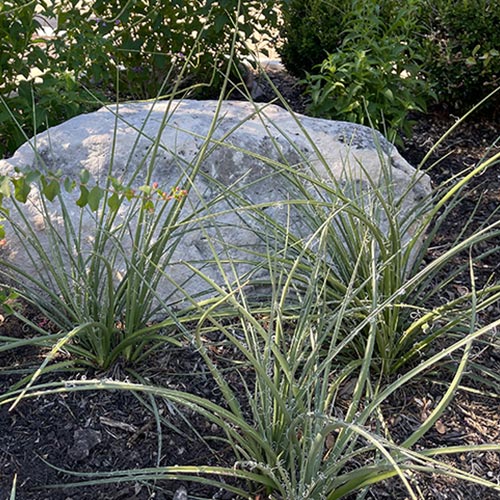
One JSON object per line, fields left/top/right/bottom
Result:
{"left": 12, "top": 177, "right": 31, "bottom": 203}
{"left": 80, "top": 169, "right": 90, "bottom": 184}
{"left": 42, "top": 179, "right": 60, "bottom": 202}
{"left": 107, "top": 192, "right": 121, "bottom": 212}
{"left": 125, "top": 188, "right": 135, "bottom": 201}
{"left": 25, "top": 171, "right": 40, "bottom": 184}
{"left": 88, "top": 185, "right": 103, "bottom": 211}
{"left": 143, "top": 199, "right": 154, "bottom": 212}
{"left": 384, "top": 88, "right": 394, "bottom": 102}
{"left": 213, "top": 12, "right": 230, "bottom": 33}
{"left": 0, "top": 291, "right": 20, "bottom": 314}
{"left": 110, "top": 177, "right": 122, "bottom": 191}
{"left": 64, "top": 177, "right": 76, "bottom": 192}
{"left": 0, "top": 176, "right": 11, "bottom": 198}
{"left": 76, "top": 185, "right": 89, "bottom": 207}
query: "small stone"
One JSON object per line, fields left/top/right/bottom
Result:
{"left": 173, "top": 486, "right": 188, "bottom": 500}
{"left": 67, "top": 428, "right": 102, "bottom": 461}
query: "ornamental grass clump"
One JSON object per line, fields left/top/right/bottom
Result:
{"left": 0, "top": 164, "right": 192, "bottom": 370}
{"left": 0, "top": 47, "right": 247, "bottom": 370}
{"left": 199, "top": 84, "right": 500, "bottom": 376}
{"left": 2, "top": 248, "right": 499, "bottom": 498}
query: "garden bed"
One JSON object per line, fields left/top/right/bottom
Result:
{"left": 1, "top": 68, "right": 499, "bottom": 499}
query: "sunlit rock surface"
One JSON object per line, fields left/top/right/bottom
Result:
{"left": 0, "top": 100, "right": 431, "bottom": 310}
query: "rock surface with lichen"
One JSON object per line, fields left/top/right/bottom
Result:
{"left": 0, "top": 100, "right": 431, "bottom": 310}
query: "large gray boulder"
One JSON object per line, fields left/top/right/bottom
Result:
{"left": 0, "top": 100, "right": 431, "bottom": 310}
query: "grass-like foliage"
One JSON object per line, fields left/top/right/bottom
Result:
{"left": 0, "top": 157, "right": 190, "bottom": 369}
{"left": 194, "top": 85, "right": 500, "bottom": 376}
{"left": 1, "top": 19, "right": 500, "bottom": 500}
{"left": 2, "top": 274, "right": 499, "bottom": 497}
{"left": 0, "top": 44, "right": 246, "bottom": 370}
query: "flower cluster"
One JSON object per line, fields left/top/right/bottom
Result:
{"left": 134, "top": 182, "right": 189, "bottom": 213}
{"left": 152, "top": 183, "right": 188, "bottom": 201}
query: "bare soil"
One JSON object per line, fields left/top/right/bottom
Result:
{"left": 1, "top": 69, "right": 499, "bottom": 500}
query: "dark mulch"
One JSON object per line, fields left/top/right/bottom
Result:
{"left": 1, "top": 68, "right": 499, "bottom": 500}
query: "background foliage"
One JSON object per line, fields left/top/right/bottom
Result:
{"left": 279, "top": 0, "right": 499, "bottom": 137}
{"left": 420, "top": 0, "right": 500, "bottom": 111}
{"left": 278, "top": 0, "right": 347, "bottom": 77}
{"left": 0, "top": 0, "right": 278, "bottom": 157}
{"left": 2, "top": 0, "right": 499, "bottom": 154}
{"left": 0, "top": 1, "right": 103, "bottom": 155}
{"left": 300, "top": 0, "right": 429, "bottom": 142}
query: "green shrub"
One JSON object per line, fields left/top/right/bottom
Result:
{"left": 421, "top": 0, "right": 500, "bottom": 110}
{"left": 303, "top": 39, "right": 430, "bottom": 142}
{"left": 0, "top": 0, "right": 278, "bottom": 157}
{"left": 279, "top": 1, "right": 425, "bottom": 75}
{"left": 280, "top": 0, "right": 499, "bottom": 114}
{"left": 278, "top": 0, "right": 348, "bottom": 77}
{"left": 0, "top": 0, "right": 42, "bottom": 98}
{"left": 294, "top": 0, "right": 431, "bottom": 141}
{"left": 0, "top": 74, "right": 101, "bottom": 158}
{"left": 0, "top": 1, "right": 105, "bottom": 157}
{"left": 51, "top": 0, "right": 278, "bottom": 97}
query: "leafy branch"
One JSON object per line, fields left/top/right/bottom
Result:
{"left": 0, "top": 168, "right": 188, "bottom": 240}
